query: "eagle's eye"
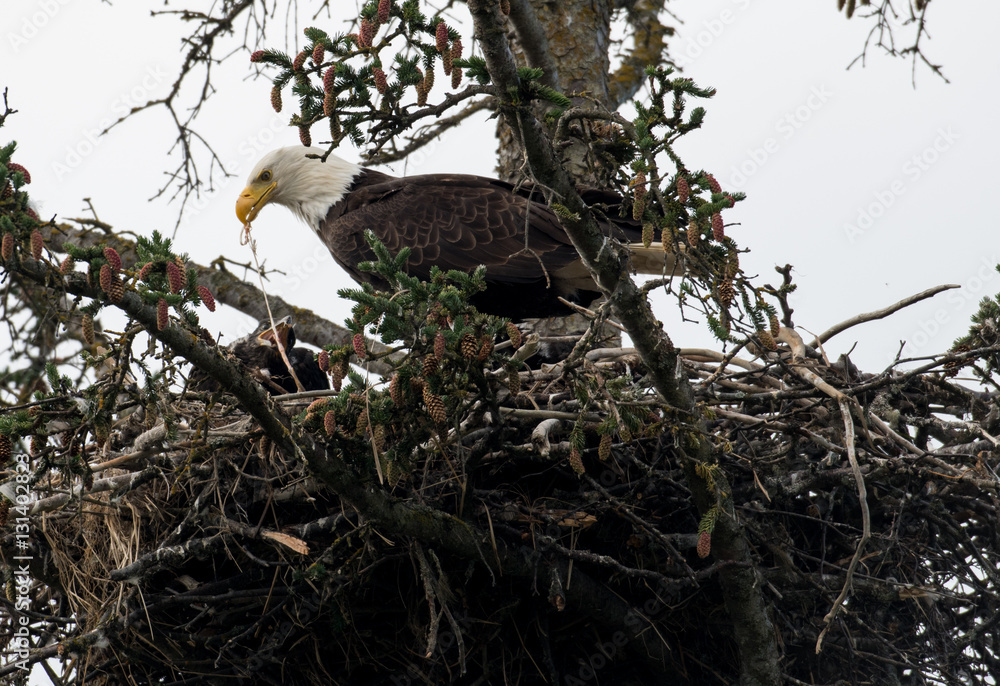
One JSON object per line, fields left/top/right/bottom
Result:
{"left": 260, "top": 170, "right": 272, "bottom": 182}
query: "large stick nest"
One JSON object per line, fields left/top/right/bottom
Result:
{"left": 2, "top": 229, "right": 1000, "bottom": 686}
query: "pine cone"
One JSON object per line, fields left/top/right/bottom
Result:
{"left": 642, "top": 222, "right": 654, "bottom": 249}
{"left": 505, "top": 322, "right": 522, "bottom": 349}
{"left": 451, "top": 39, "right": 463, "bottom": 60}
{"left": 166, "top": 261, "right": 184, "bottom": 293}
{"left": 250, "top": 50, "right": 265, "bottom": 63}
{"left": 442, "top": 49, "right": 453, "bottom": 76}
{"left": 389, "top": 373, "right": 403, "bottom": 405}
{"left": 137, "top": 262, "right": 154, "bottom": 282}
{"left": 711, "top": 212, "right": 724, "bottom": 241}
{"left": 352, "top": 333, "right": 367, "bottom": 360}
{"left": 99, "top": 264, "right": 113, "bottom": 294}
{"left": 686, "top": 220, "right": 700, "bottom": 248}
{"left": 306, "top": 399, "right": 327, "bottom": 418}
{"left": 7, "top": 162, "right": 31, "bottom": 184}
{"left": 324, "top": 91, "right": 337, "bottom": 117}
{"left": 500, "top": 0, "right": 511, "bottom": 15}
{"left": 415, "top": 75, "right": 429, "bottom": 106}
{"left": 943, "top": 344, "right": 970, "bottom": 378}
{"left": 725, "top": 248, "right": 740, "bottom": 277}
{"left": 598, "top": 433, "right": 612, "bottom": 461}
{"left": 103, "top": 246, "right": 121, "bottom": 272}
{"left": 434, "top": 330, "right": 447, "bottom": 360}
{"left": 435, "top": 21, "right": 449, "bottom": 53}
{"left": 108, "top": 274, "right": 124, "bottom": 303}
{"left": 197, "top": 285, "right": 216, "bottom": 312}
{"left": 507, "top": 364, "right": 521, "bottom": 396}
{"left": 292, "top": 50, "right": 308, "bottom": 72}
{"left": 423, "top": 386, "right": 446, "bottom": 424}
{"left": 631, "top": 171, "right": 647, "bottom": 221}
{"left": 312, "top": 42, "right": 325, "bottom": 65}
{"left": 82, "top": 314, "right": 95, "bottom": 345}
{"left": 661, "top": 225, "right": 675, "bottom": 254}
{"left": 157, "top": 298, "right": 169, "bottom": 330}
{"left": 758, "top": 330, "right": 777, "bottom": 351}
{"left": 422, "top": 353, "right": 439, "bottom": 377}
{"left": 355, "top": 408, "right": 370, "bottom": 437}
{"left": 0, "top": 434, "right": 11, "bottom": 466}
{"left": 1, "top": 233, "right": 12, "bottom": 261}
{"left": 331, "top": 359, "right": 346, "bottom": 392}
{"left": 378, "top": 0, "right": 391, "bottom": 24}
{"left": 270, "top": 84, "right": 282, "bottom": 113}
{"left": 323, "top": 66, "right": 337, "bottom": 93}
{"left": 459, "top": 333, "right": 477, "bottom": 359}
{"left": 373, "top": 67, "right": 388, "bottom": 94}
{"left": 318, "top": 350, "right": 330, "bottom": 372}
{"left": 477, "top": 337, "right": 493, "bottom": 361}
{"left": 299, "top": 125, "right": 312, "bottom": 148}
{"left": 769, "top": 313, "right": 780, "bottom": 338}
{"left": 619, "top": 425, "right": 632, "bottom": 443}
{"left": 359, "top": 18, "right": 375, "bottom": 48}
{"left": 718, "top": 278, "right": 735, "bottom": 308}
{"left": 704, "top": 173, "right": 721, "bottom": 194}
{"left": 451, "top": 67, "right": 462, "bottom": 90}
{"left": 30, "top": 229, "right": 43, "bottom": 260}
{"left": 697, "top": 530, "right": 711, "bottom": 558}
{"left": 568, "top": 447, "right": 584, "bottom": 475}
{"left": 60, "top": 255, "right": 74, "bottom": 274}
{"left": 676, "top": 176, "right": 689, "bottom": 204}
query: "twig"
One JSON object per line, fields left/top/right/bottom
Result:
{"left": 810, "top": 284, "right": 958, "bottom": 347}
{"left": 816, "top": 397, "right": 871, "bottom": 653}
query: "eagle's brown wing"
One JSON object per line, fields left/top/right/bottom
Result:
{"left": 318, "top": 170, "right": 647, "bottom": 318}
{"left": 321, "top": 171, "right": 590, "bottom": 281}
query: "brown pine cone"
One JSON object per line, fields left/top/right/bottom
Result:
{"left": 459, "top": 333, "right": 477, "bottom": 359}
{"left": 697, "top": 530, "right": 712, "bottom": 558}
{"left": 423, "top": 386, "right": 446, "bottom": 424}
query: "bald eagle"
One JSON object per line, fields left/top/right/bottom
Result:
{"left": 237, "top": 147, "right": 681, "bottom": 320}
{"left": 192, "top": 317, "right": 329, "bottom": 395}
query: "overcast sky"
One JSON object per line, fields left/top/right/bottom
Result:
{"left": 4, "top": 0, "right": 999, "bottom": 378}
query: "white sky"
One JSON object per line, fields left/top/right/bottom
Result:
{"left": 3, "top": 1, "right": 999, "bottom": 372}
{"left": 4, "top": 1, "right": 1000, "bottom": 682}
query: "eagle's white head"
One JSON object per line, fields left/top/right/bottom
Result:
{"left": 236, "top": 146, "right": 361, "bottom": 232}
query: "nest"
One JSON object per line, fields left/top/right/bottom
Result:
{"left": 1, "top": 228, "right": 999, "bottom": 685}
{"left": 4, "top": 326, "right": 1000, "bottom": 685}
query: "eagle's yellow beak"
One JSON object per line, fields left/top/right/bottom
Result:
{"left": 236, "top": 180, "right": 277, "bottom": 225}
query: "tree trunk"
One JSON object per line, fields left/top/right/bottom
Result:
{"left": 499, "top": 0, "right": 620, "bottom": 354}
